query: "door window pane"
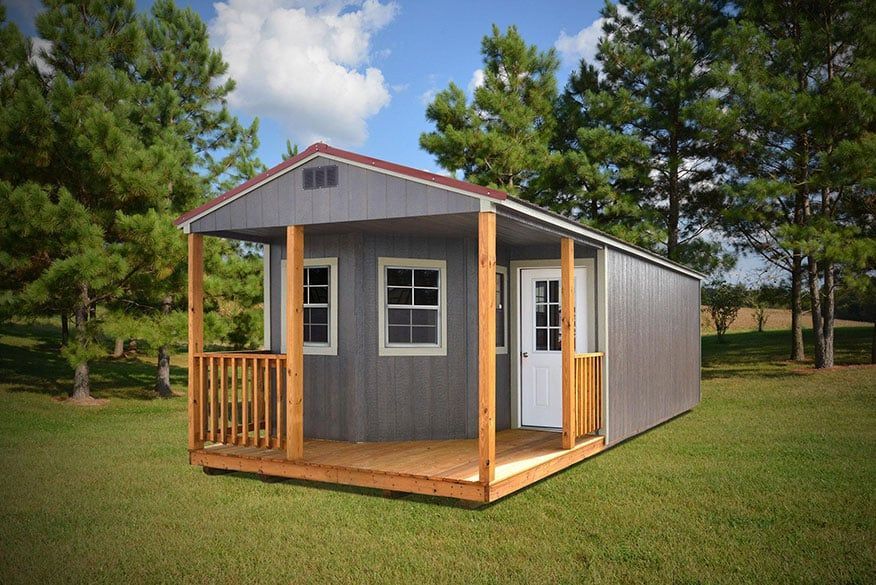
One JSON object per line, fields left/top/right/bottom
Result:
{"left": 534, "top": 278, "right": 561, "bottom": 352}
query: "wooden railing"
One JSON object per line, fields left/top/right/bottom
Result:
{"left": 574, "top": 352, "right": 604, "bottom": 437}
{"left": 193, "top": 353, "right": 286, "bottom": 449}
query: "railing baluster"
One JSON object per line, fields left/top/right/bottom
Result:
{"left": 230, "top": 357, "right": 238, "bottom": 445}
{"left": 274, "top": 357, "right": 282, "bottom": 449}
{"left": 263, "top": 357, "right": 270, "bottom": 448}
{"left": 242, "top": 358, "right": 249, "bottom": 447}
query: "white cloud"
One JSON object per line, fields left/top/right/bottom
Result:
{"left": 29, "top": 37, "right": 52, "bottom": 75}
{"left": 554, "top": 4, "right": 629, "bottom": 67}
{"left": 210, "top": 0, "right": 399, "bottom": 147}
{"left": 467, "top": 68, "right": 484, "bottom": 95}
{"left": 419, "top": 88, "right": 437, "bottom": 106}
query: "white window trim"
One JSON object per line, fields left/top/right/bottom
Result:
{"left": 496, "top": 265, "right": 509, "bottom": 354}
{"left": 280, "top": 257, "right": 339, "bottom": 356}
{"left": 378, "top": 257, "right": 447, "bottom": 357}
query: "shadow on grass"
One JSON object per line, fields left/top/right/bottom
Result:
{"left": 702, "top": 326, "right": 873, "bottom": 380}
{"left": 0, "top": 321, "right": 187, "bottom": 400}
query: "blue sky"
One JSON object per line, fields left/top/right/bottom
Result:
{"left": 7, "top": 0, "right": 606, "bottom": 171}
{"left": 7, "top": 0, "right": 766, "bottom": 282}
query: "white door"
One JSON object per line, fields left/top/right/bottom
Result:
{"left": 519, "top": 267, "right": 588, "bottom": 429}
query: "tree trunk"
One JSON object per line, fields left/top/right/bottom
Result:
{"left": 71, "top": 284, "right": 91, "bottom": 400}
{"left": 112, "top": 337, "right": 125, "bottom": 358}
{"left": 155, "top": 295, "right": 173, "bottom": 398}
{"left": 807, "top": 256, "right": 826, "bottom": 368}
{"left": 871, "top": 321, "right": 875, "bottom": 365}
{"left": 790, "top": 253, "right": 805, "bottom": 361}
{"left": 821, "top": 262, "right": 835, "bottom": 367}
{"left": 666, "top": 122, "right": 680, "bottom": 260}
{"left": 61, "top": 313, "right": 69, "bottom": 347}
{"left": 156, "top": 345, "right": 172, "bottom": 397}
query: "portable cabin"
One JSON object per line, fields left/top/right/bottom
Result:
{"left": 175, "top": 142, "right": 703, "bottom": 503}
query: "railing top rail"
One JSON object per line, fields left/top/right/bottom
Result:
{"left": 194, "top": 351, "right": 286, "bottom": 359}
{"left": 574, "top": 352, "right": 605, "bottom": 359}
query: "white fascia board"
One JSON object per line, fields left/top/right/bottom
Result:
{"left": 498, "top": 198, "right": 705, "bottom": 281}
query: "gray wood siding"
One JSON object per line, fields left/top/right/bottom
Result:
{"left": 190, "top": 157, "right": 481, "bottom": 233}
{"left": 604, "top": 249, "right": 701, "bottom": 445}
{"left": 267, "top": 231, "right": 513, "bottom": 442}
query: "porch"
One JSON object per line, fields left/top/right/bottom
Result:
{"left": 191, "top": 429, "right": 605, "bottom": 503}
{"left": 187, "top": 348, "right": 604, "bottom": 502}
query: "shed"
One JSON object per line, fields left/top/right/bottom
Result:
{"left": 176, "top": 142, "right": 703, "bottom": 502}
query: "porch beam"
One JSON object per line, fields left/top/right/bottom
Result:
{"left": 285, "top": 225, "right": 305, "bottom": 460}
{"left": 561, "top": 237, "right": 576, "bottom": 449}
{"left": 187, "top": 233, "right": 204, "bottom": 451}
{"left": 478, "top": 211, "right": 497, "bottom": 484}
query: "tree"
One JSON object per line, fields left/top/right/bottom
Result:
{"left": 571, "top": 0, "right": 734, "bottom": 273}
{"left": 542, "top": 61, "right": 661, "bottom": 249}
{"left": 720, "top": 0, "right": 876, "bottom": 367}
{"left": 420, "top": 25, "right": 559, "bottom": 197}
{"left": 704, "top": 280, "right": 748, "bottom": 340}
{"left": 282, "top": 140, "right": 299, "bottom": 161}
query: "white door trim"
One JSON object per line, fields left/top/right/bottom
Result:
{"left": 509, "top": 257, "right": 597, "bottom": 430}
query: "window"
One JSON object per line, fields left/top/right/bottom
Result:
{"left": 280, "top": 257, "right": 338, "bottom": 356}
{"left": 378, "top": 257, "right": 447, "bottom": 356}
{"left": 303, "top": 266, "right": 330, "bottom": 344}
{"left": 496, "top": 267, "right": 508, "bottom": 353}
{"left": 534, "top": 279, "right": 561, "bottom": 351}
{"left": 302, "top": 165, "right": 338, "bottom": 190}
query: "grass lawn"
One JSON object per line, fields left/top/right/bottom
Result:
{"left": 0, "top": 321, "right": 874, "bottom": 584}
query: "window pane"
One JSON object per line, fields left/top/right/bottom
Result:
{"left": 308, "top": 307, "right": 328, "bottom": 325}
{"left": 536, "top": 304, "right": 547, "bottom": 326}
{"left": 535, "top": 280, "right": 547, "bottom": 303}
{"left": 388, "top": 325, "right": 411, "bottom": 343}
{"left": 414, "top": 288, "right": 438, "bottom": 306}
{"left": 549, "top": 280, "right": 559, "bottom": 303}
{"left": 387, "top": 287, "right": 412, "bottom": 305}
{"left": 549, "top": 328, "right": 561, "bottom": 351}
{"left": 496, "top": 310, "right": 505, "bottom": 347}
{"left": 414, "top": 269, "right": 438, "bottom": 287}
{"left": 549, "top": 305, "right": 560, "bottom": 327}
{"left": 496, "top": 273, "right": 504, "bottom": 311}
{"left": 308, "top": 267, "right": 328, "bottom": 285}
{"left": 387, "top": 268, "right": 412, "bottom": 286}
{"left": 535, "top": 328, "right": 547, "bottom": 351}
{"left": 310, "top": 324, "right": 328, "bottom": 343}
{"left": 309, "top": 285, "right": 328, "bottom": 304}
{"left": 411, "top": 308, "right": 437, "bottom": 325}
{"left": 411, "top": 326, "right": 437, "bottom": 344}
{"left": 388, "top": 308, "right": 411, "bottom": 325}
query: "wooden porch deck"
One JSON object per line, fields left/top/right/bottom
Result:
{"left": 190, "top": 429, "right": 605, "bottom": 502}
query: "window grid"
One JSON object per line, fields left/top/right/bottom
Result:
{"left": 303, "top": 266, "right": 330, "bottom": 345}
{"left": 385, "top": 267, "right": 440, "bottom": 346}
{"left": 534, "top": 279, "right": 561, "bottom": 351}
{"left": 496, "top": 271, "right": 506, "bottom": 348}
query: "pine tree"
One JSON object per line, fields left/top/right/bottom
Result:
{"left": 573, "top": 0, "right": 733, "bottom": 272}
{"left": 543, "top": 60, "right": 662, "bottom": 250}
{"left": 420, "top": 25, "right": 559, "bottom": 197}
{"left": 720, "top": 0, "right": 876, "bottom": 367}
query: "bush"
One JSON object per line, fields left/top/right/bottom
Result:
{"left": 703, "top": 280, "right": 749, "bottom": 341}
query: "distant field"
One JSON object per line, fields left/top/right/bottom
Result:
{"left": 701, "top": 306, "right": 871, "bottom": 333}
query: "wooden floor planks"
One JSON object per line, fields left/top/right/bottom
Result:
{"left": 192, "top": 429, "right": 605, "bottom": 502}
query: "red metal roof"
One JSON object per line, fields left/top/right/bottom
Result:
{"left": 174, "top": 142, "right": 508, "bottom": 226}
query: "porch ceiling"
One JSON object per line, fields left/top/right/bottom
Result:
{"left": 203, "top": 211, "right": 603, "bottom": 252}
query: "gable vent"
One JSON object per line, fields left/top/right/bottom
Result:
{"left": 303, "top": 165, "right": 339, "bottom": 190}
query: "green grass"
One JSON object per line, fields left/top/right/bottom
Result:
{"left": 0, "top": 322, "right": 874, "bottom": 584}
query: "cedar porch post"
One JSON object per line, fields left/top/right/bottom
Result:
{"left": 187, "top": 233, "right": 204, "bottom": 451}
{"left": 561, "top": 237, "right": 576, "bottom": 449}
{"left": 285, "top": 226, "right": 305, "bottom": 460}
{"left": 478, "top": 211, "right": 497, "bottom": 484}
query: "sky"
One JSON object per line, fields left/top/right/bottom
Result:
{"left": 6, "top": 0, "right": 767, "bottom": 282}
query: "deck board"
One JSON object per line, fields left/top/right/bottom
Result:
{"left": 193, "top": 429, "right": 604, "bottom": 502}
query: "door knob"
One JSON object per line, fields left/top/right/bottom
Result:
{"left": 521, "top": 352, "right": 529, "bottom": 358}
